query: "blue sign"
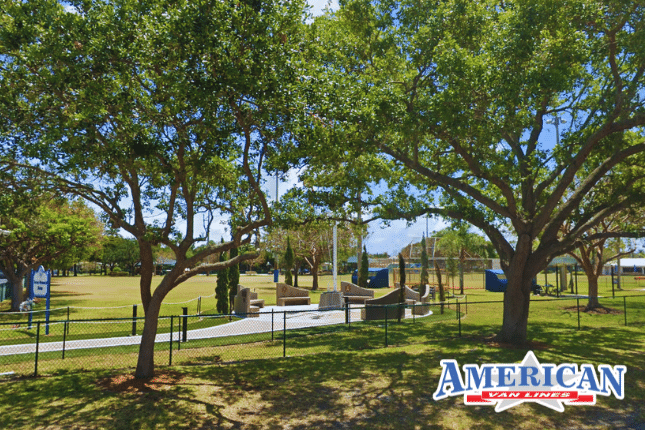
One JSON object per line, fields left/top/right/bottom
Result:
{"left": 32, "top": 266, "right": 50, "bottom": 298}
{"left": 30, "top": 266, "right": 51, "bottom": 334}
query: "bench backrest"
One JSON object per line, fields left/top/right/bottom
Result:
{"left": 340, "top": 281, "right": 374, "bottom": 298}
{"left": 365, "top": 285, "right": 418, "bottom": 305}
{"left": 236, "top": 284, "right": 257, "bottom": 300}
{"left": 276, "top": 283, "right": 310, "bottom": 301}
{"left": 234, "top": 287, "right": 251, "bottom": 314}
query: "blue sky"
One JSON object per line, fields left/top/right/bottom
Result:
{"left": 309, "top": 0, "right": 338, "bottom": 16}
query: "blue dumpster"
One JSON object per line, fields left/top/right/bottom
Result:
{"left": 352, "top": 268, "right": 390, "bottom": 288}
{"left": 485, "top": 269, "right": 507, "bottom": 292}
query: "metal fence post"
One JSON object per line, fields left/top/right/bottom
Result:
{"left": 34, "top": 321, "right": 41, "bottom": 377}
{"left": 169, "top": 316, "right": 173, "bottom": 366}
{"left": 177, "top": 314, "right": 181, "bottom": 351}
{"left": 577, "top": 298, "right": 580, "bottom": 330}
{"left": 132, "top": 304, "right": 137, "bottom": 336}
{"left": 345, "top": 299, "right": 349, "bottom": 325}
{"left": 182, "top": 307, "right": 188, "bottom": 343}
{"left": 624, "top": 297, "right": 627, "bottom": 326}
{"left": 62, "top": 321, "right": 67, "bottom": 360}
{"left": 283, "top": 311, "right": 286, "bottom": 358}
{"left": 271, "top": 308, "right": 274, "bottom": 341}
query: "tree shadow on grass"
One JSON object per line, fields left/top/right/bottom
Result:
{"left": 50, "top": 290, "right": 93, "bottom": 299}
{"left": 0, "top": 369, "right": 206, "bottom": 430}
{"left": 1, "top": 317, "right": 644, "bottom": 429}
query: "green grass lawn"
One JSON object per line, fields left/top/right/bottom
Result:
{"left": 1, "top": 272, "right": 645, "bottom": 429}
{"left": 0, "top": 272, "right": 368, "bottom": 321}
{"left": 1, "top": 310, "right": 643, "bottom": 429}
{"left": 2, "top": 270, "right": 642, "bottom": 321}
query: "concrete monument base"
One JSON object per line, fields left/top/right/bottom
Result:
{"left": 318, "top": 291, "right": 343, "bottom": 310}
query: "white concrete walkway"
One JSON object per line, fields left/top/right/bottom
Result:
{"left": 0, "top": 305, "right": 431, "bottom": 356}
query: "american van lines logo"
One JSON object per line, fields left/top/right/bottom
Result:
{"left": 433, "top": 351, "right": 625, "bottom": 412}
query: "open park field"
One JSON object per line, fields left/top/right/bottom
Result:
{"left": 0, "top": 273, "right": 645, "bottom": 428}
{"left": 3, "top": 269, "right": 642, "bottom": 321}
{"left": 1, "top": 272, "right": 366, "bottom": 321}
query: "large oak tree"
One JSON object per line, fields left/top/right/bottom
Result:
{"left": 1, "top": 0, "right": 309, "bottom": 377}
{"left": 307, "top": 0, "right": 645, "bottom": 344}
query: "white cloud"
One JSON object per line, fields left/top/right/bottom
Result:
{"left": 308, "top": 0, "right": 339, "bottom": 16}
{"left": 366, "top": 216, "right": 450, "bottom": 256}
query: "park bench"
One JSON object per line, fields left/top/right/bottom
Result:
{"left": 393, "top": 283, "right": 421, "bottom": 305}
{"left": 236, "top": 284, "right": 265, "bottom": 309}
{"left": 361, "top": 285, "right": 420, "bottom": 321}
{"left": 340, "top": 281, "right": 374, "bottom": 304}
{"left": 276, "top": 283, "right": 311, "bottom": 306}
{"left": 412, "top": 286, "right": 432, "bottom": 316}
{"left": 234, "top": 286, "right": 261, "bottom": 317}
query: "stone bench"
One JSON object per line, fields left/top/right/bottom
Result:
{"left": 251, "top": 298, "right": 265, "bottom": 308}
{"left": 412, "top": 285, "right": 432, "bottom": 316}
{"left": 344, "top": 295, "right": 372, "bottom": 304}
{"left": 234, "top": 286, "right": 260, "bottom": 318}
{"left": 340, "top": 281, "right": 374, "bottom": 304}
{"left": 276, "top": 283, "right": 311, "bottom": 306}
{"left": 277, "top": 296, "right": 311, "bottom": 306}
{"left": 361, "top": 285, "right": 419, "bottom": 321}
{"left": 236, "top": 285, "right": 264, "bottom": 309}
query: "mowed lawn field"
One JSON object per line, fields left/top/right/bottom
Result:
{"left": 4, "top": 269, "right": 644, "bottom": 319}
{"left": 1, "top": 271, "right": 645, "bottom": 429}
{"left": 2, "top": 272, "right": 370, "bottom": 321}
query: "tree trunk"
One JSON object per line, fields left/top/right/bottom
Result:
{"left": 497, "top": 272, "right": 532, "bottom": 344}
{"left": 311, "top": 259, "right": 319, "bottom": 291}
{"left": 134, "top": 293, "right": 163, "bottom": 379}
{"left": 7, "top": 270, "right": 26, "bottom": 312}
{"left": 435, "top": 261, "right": 444, "bottom": 314}
{"left": 586, "top": 274, "right": 600, "bottom": 310}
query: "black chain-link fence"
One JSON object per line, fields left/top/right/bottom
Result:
{"left": 2, "top": 295, "right": 643, "bottom": 377}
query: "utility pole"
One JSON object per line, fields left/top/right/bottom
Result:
{"left": 546, "top": 116, "right": 567, "bottom": 146}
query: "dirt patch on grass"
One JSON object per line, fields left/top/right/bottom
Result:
{"left": 475, "top": 335, "right": 551, "bottom": 350}
{"left": 563, "top": 305, "right": 621, "bottom": 315}
{"left": 97, "top": 370, "right": 185, "bottom": 393}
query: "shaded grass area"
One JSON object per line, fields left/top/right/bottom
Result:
{"left": 2, "top": 282, "right": 645, "bottom": 428}
{"left": 0, "top": 307, "right": 457, "bottom": 376}
{"left": 1, "top": 321, "right": 644, "bottom": 430}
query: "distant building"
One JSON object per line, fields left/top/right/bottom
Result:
{"left": 604, "top": 258, "right": 645, "bottom": 275}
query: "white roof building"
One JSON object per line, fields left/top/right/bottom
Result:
{"left": 603, "top": 258, "right": 645, "bottom": 275}
{"left": 605, "top": 258, "right": 645, "bottom": 267}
